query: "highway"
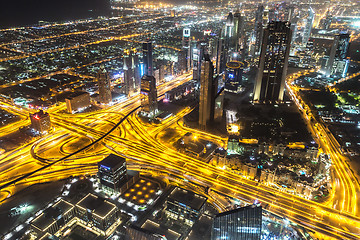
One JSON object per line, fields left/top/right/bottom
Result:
{"left": 0, "top": 69, "right": 359, "bottom": 239}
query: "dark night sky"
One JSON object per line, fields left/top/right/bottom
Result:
{"left": 0, "top": 0, "right": 111, "bottom": 28}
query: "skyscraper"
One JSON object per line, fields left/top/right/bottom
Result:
{"left": 302, "top": 8, "right": 315, "bottom": 45}
{"left": 212, "top": 205, "right": 262, "bottom": 240}
{"left": 140, "top": 75, "right": 158, "bottom": 117}
{"left": 143, "top": 40, "right": 153, "bottom": 76}
{"left": 322, "top": 33, "right": 350, "bottom": 77}
{"left": 233, "top": 10, "right": 245, "bottom": 52}
{"left": 224, "top": 12, "right": 234, "bottom": 40}
{"left": 193, "top": 41, "right": 207, "bottom": 82}
{"left": 214, "top": 89, "right": 224, "bottom": 122}
{"left": 253, "top": 21, "right": 292, "bottom": 103}
{"left": 215, "top": 35, "right": 226, "bottom": 75}
{"left": 182, "top": 28, "right": 191, "bottom": 72}
{"left": 199, "top": 54, "right": 217, "bottom": 130}
{"left": 98, "top": 65, "right": 112, "bottom": 104}
{"left": 253, "top": 5, "right": 265, "bottom": 56}
{"left": 123, "top": 49, "right": 136, "bottom": 96}
{"left": 336, "top": 33, "right": 350, "bottom": 60}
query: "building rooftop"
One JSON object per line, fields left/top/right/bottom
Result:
{"left": 76, "top": 193, "right": 117, "bottom": 218}
{"left": 142, "top": 219, "right": 181, "bottom": 240}
{"left": 167, "top": 187, "right": 207, "bottom": 211}
{"left": 38, "top": 233, "right": 58, "bottom": 240}
{"left": 65, "top": 91, "right": 89, "bottom": 100}
{"left": 31, "top": 199, "right": 73, "bottom": 232}
{"left": 216, "top": 204, "right": 262, "bottom": 218}
{"left": 30, "top": 110, "right": 49, "bottom": 119}
{"left": 98, "top": 154, "right": 126, "bottom": 169}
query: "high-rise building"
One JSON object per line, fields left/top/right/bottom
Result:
{"left": 212, "top": 205, "right": 262, "bottom": 240}
{"left": 302, "top": 8, "right": 315, "bottom": 45}
{"left": 225, "top": 61, "right": 244, "bottom": 93}
{"left": 29, "top": 110, "right": 52, "bottom": 134}
{"left": 321, "top": 33, "right": 350, "bottom": 77}
{"left": 290, "top": 20, "right": 298, "bottom": 45}
{"left": 182, "top": 28, "right": 191, "bottom": 72}
{"left": 253, "top": 21, "right": 292, "bottom": 103}
{"left": 193, "top": 41, "right": 208, "bottom": 81}
{"left": 215, "top": 37, "right": 226, "bottom": 75}
{"left": 323, "top": 35, "right": 339, "bottom": 76}
{"left": 253, "top": 5, "right": 265, "bottom": 56}
{"left": 285, "top": 5, "right": 295, "bottom": 22}
{"left": 98, "top": 65, "right": 112, "bottom": 104}
{"left": 233, "top": 10, "right": 245, "bottom": 52}
{"left": 336, "top": 33, "right": 350, "bottom": 60}
{"left": 225, "top": 12, "right": 234, "bottom": 40}
{"left": 143, "top": 40, "right": 153, "bottom": 76}
{"left": 199, "top": 54, "right": 218, "bottom": 130}
{"left": 97, "top": 154, "right": 127, "bottom": 193}
{"left": 214, "top": 89, "right": 224, "bottom": 122}
{"left": 140, "top": 75, "right": 158, "bottom": 117}
{"left": 123, "top": 49, "right": 137, "bottom": 96}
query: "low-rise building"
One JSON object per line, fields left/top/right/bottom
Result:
{"left": 165, "top": 187, "right": 207, "bottom": 226}
{"left": 65, "top": 91, "right": 91, "bottom": 114}
{"left": 29, "top": 110, "right": 51, "bottom": 134}
{"left": 76, "top": 193, "right": 118, "bottom": 235}
{"left": 31, "top": 199, "right": 75, "bottom": 236}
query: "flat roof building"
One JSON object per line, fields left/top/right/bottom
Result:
{"left": 65, "top": 91, "right": 91, "bottom": 114}
{"left": 98, "top": 154, "right": 127, "bottom": 193}
{"left": 126, "top": 225, "right": 164, "bottom": 240}
{"left": 31, "top": 199, "right": 75, "bottom": 236}
{"left": 76, "top": 193, "right": 118, "bottom": 234}
{"left": 29, "top": 110, "right": 51, "bottom": 134}
{"left": 165, "top": 187, "right": 207, "bottom": 226}
{"left": 212, "top": 205, "right": 262, "bottom": 240}
{"left": 98, "top": 154, "right": 139, "bottom": 194}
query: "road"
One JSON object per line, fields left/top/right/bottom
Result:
{"left": 0, "top": 69, "right": 359, "bottom": 239}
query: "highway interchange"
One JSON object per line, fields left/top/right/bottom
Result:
{"left": 0, "top": 13, "right": 359, "bottom": 240}
{"left": 0, "top": 69, "right": 359, "bottom": 239}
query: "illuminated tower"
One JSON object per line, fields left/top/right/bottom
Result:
{"left": 322, "top": 34, "right": 350, "bottom": 77}
{"left": 253, "top": 5, "right": 265, "bottom": 56}
{"left": 224, "top": 12, "right": 234, "bottom": 40}
{"left": 98, "top": 65, "right": 112, "bottom": 104}
{"left": 215, "top": 37, "right": 226, "bottom": 75}
{"left": 182, "top": 28, "right": 191, "bottom": 72}
{"left": 123, "top": 49, "right": 136, "bottom": 96}
{"left": 143, "top": 40, "right": 153, "bottom": 76}
{"left": 140, "top": 75, "right": 158, "bottom": 117}
{"left": 302, "top": 8, "right": 315, "bottom": 45}
{"left": 336, "top": 33, "right": 350, "bottom": 60}
{"left": 193, "top": 41, "right": 207, "bottom": 82}
{"left": 253, "top": 21, "right": 292, "bottom": 103}
{"left": 233, "top": 10, "right": 245, "bottom": 52}
{"left": 199, "top": 54, "right": 217, "bottom": 130}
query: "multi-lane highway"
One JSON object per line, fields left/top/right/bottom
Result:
{"left": 0, "top": 68, "right": 360, "bottom": 239}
